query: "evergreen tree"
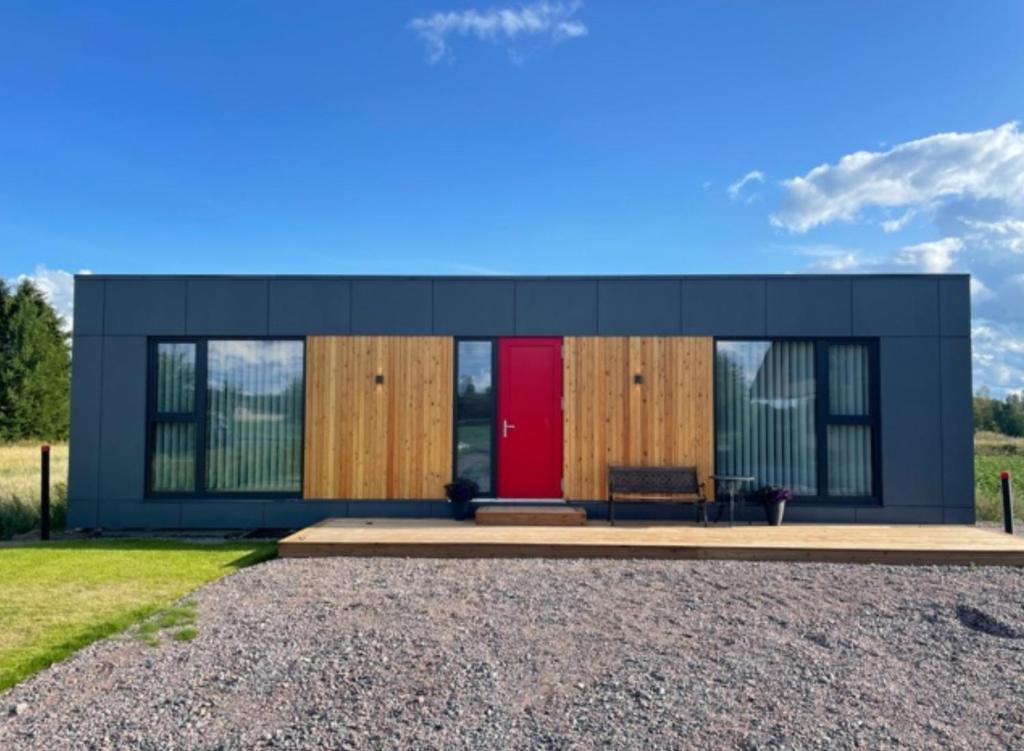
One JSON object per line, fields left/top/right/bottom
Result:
{"left": 0, "top": 281, "right": 11, "bottom": 435}
{"left": 0, "top": 280, "right": 70, "bottom": 440}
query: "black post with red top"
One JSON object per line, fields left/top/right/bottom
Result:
{"left": 40, "top": 444, "right": 50, "bottom": 541}
{"left": 1001, "top": 470, "right": 1014, "bottom": 535}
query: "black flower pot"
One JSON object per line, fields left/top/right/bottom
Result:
{"left": 765, "top": 500, "right": 786, "bottom": 526}
{"left": 445, "top": 478, "right": 479, "bottom": 521}
{"left": 450, "top": 499, "right": 474, "bottom": 521}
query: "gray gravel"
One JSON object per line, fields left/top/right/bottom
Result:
{"left": 2, "top": 557, "right": 1024, "bottom": 750}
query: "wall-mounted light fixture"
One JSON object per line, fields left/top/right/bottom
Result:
{"left": 374, "top": 374, "right": 385, "bottom": 385}
{"left": 633, "top": 373, "right": 643, "bottom": 385}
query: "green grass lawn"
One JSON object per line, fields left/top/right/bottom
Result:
{"left": 0, "top": 540, "right": 275, "bottom": 691}
{"left": 974, "top": 432, "right": 1024, "bottom": 522}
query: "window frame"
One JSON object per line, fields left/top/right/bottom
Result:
{"left": 714, "top": 337, "right": 882, "bottom": 506}
{"left": 817, "top": 339, "right": 881, "bottom": 501}
{"left": 145, "top": 336, "right": 306, "bottom": 500}
{"left": 451, "top": 337, "right": 499, "bottom": 498}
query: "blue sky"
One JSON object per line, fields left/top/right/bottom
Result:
{"left": 2, "top": 2, "right": 1023, "bottom": 390}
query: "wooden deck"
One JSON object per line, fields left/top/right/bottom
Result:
{"left": 278, "top": 519, "right": 1024, "bottom": 566}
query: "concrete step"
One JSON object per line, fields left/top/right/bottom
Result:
{"left": 475, "top": 505, "right": 587, "bottom": 526}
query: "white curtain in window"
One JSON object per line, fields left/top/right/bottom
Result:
{"left": 828, "top": 344, "right": 872, "bottom": 496}
{"left": 205, "top": 340, "right": 304, "bottom": 492}
{"left": 715, "top": 341, "right": 817, "bottom": 495}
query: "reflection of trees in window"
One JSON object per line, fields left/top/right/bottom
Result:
{"left": 715, "top": 341, "right": 817, "bottom": 495}
{"left": 455, "top": 341, "right": 494, "bottom": 493}
{"left": 205, "top": 340, "right": 304, "bottom": 493}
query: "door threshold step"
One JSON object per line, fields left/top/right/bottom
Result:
{"left": 475, "top": 505, "right": 587, "bottom": 526}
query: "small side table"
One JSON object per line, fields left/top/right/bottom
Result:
{"left": 710, "top": 475, "right": 756, "bottom": 526}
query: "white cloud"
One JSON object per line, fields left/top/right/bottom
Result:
{"left": 771, "top": 122, "right": 1024, "bottom": 233}
{"left": 790, "top": 244, "right": 865, "bottom": 272}
{"left": 972, "top": 320, "right": 1024, "bottom": 395}
{"left": 409, "top": 1, "right": 588, "bottom": 64}
{"left": 963, "top": 218, "right": 1024, "bottom": 253}
{"left": 10, "top": 265, "right": 91, "bottom": 331}
{"left": 893, "top": 236, "right": 963, "bottom": 274}
{"left": 881, "top": 209, "right": 915, "bottom": 234}
{"left": 727, "top": 170, "right": 765, "bottom": 200}
{"left": 970, "top": 277, "right": 992, "bottom": 301}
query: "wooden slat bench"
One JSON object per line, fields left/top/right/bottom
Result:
{"left": 607, "top": 465, "right": 709, "bottom": 526}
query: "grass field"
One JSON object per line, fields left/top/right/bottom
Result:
{"left": 974, "top": 431, "right": 1024, "bottom": 522}
{"left": 0, "top": 442, "right": 68, "bottom": 539}
{"left": 0, "top": 540, "right": 275, "bottom": 691}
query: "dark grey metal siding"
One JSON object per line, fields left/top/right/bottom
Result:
{"left": 68, "top": 273, "right": 974, "bottom": 529}
{"left": 681, "top": 279, "right": 766, "bottom": 336}
{"left": 268, "top": 279, "right": 352, "bottom": 335}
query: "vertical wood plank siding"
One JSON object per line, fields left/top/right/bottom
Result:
{"left": 304, "top": 337, "right": 454, "bottom": 499}
{"left": 563, "top": 337, "right": 715, "bottom": 500}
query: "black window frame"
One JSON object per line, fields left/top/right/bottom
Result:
{"left": 452, "top": 337, "right": 499, "bottom": 498}
{"left": 817, "top": 339, "right": 882, "bottom": 501}
{"left": 714, "top": 337, "right": 882, "bottom": 505}
{"left": 145, "top": 336, "right": 306, "bottom": 500}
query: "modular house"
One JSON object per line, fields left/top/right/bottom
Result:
{"left": 67, "top": 274, "right": 973, "bottom": 529}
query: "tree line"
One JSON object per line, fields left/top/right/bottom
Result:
{"left": 974, "top": 388, "right": 1024, "bottom": 437}
{"left": 0, "top": 280, "right": 70, "bottom": 441}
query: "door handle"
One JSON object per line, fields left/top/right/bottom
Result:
{"left": 502, "top": 419, "right": 516, "bottom": 438}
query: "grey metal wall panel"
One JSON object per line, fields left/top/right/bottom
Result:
{"left": 766, "top": 278, "right": 852, "bottom": 336}
{"left": 347, "top": 500, "right": 438, "bottom": 518}
{"left": 939, "top": 276, "right": 971, "bottom": 337}
{"left": 269, "top": 279, "right": 351, "bottom": 335}
{"left": 515, "top": 280, "right": 597, "bottom": 335}
{"left": 104, "top": 279, "right": 187, "bottom": 335}
{"left": 879, "top": 337, "right": 942, "bottom": 506}
{"left": 179, "top": 502, "right": 266, "bottom": 528}
{"left": 852, "top": 277, "right": 939, "bottom": 336}
{"left": 97, "top": 501, "right": 180, "bottom": 528}
{"left": 941, "top": 337, "right": 974, "bottom": 508}
{"left": 264, "top": 501, "right": 349, "bottom": 528}
{"left": 433, "top": 280, "right": 515, "bottom": 335}
{"left": 351, "top": 280, "right": 432, "bottom": 334}
{"left": 67, "top": 500, "right": 98, "bottom": 528}
{"left": 681, "top": 279, "right": 766, "bottom": 335}
{"left": 943, "top": 507, "right": 975, "bottom": 524}
{"left": 780, "top": 506, "right": 858, "bottom": 523}
{"left": 73, "top": 279, "right": 104, "bottom": 335}
{"left": 597, "top": 280, "right": 680, "bottom": 334}
{"left": 855, "top": 505, "right": 945, "bottom": 523}
{"left": 97, "top": 336, "right": 147, "bottom": 499}
{"left": 68, "top": 336, "right": 102, "bottom": 504}
{"left": 186, "top": 279, "right": 269, "bottom": 335}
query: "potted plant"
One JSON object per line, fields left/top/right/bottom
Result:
{"left": 757, "top": 485, "right": 793, "bottom": 526}
{"left": 444, "top": 477, "right": 480, "bottom": 521}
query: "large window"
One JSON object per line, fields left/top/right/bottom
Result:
{"left": 147, "top": 339, "right": 304, "bottom": 497}
{"left": 715, "top": 339, "right": 878, "bottom": 501}
{"left": 454, "top": 339, "right": 495, "bottom": 495}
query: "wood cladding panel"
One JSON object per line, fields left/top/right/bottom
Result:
{"left": 563, "top": 337, "right": 714, "bottom": 500}
{"left": 304, "top": 337, "right": 453, "bottom": 499}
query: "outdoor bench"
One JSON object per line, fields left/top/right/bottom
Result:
{"left": 607, "top": 465, "right": 709, "bottom": 526}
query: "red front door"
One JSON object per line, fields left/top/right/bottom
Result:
{"left": 497, "top": 337, "right": 563, "bottom": 498}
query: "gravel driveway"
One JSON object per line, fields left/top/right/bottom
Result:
{"left": 2, "top": 557, "right": 1024, "bottom": 750}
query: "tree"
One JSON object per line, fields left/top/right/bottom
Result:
{"left": 0, "top": 280, "right": 70, "bottom": 441}
{"left": 973, "top": 386, "right": 998, "bottom": 433}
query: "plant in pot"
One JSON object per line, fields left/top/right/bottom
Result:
{"left": 444, "top": 477, "right": 480, "bottom": 521}
{"left": 757, "top": 485, "right": 793, "bottom": 526}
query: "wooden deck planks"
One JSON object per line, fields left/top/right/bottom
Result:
{"left": 475, "top": 506, "right": 587, "bottom": 526}
{"left": 278, "top": 521, "right": 1024, "bottom": 566}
